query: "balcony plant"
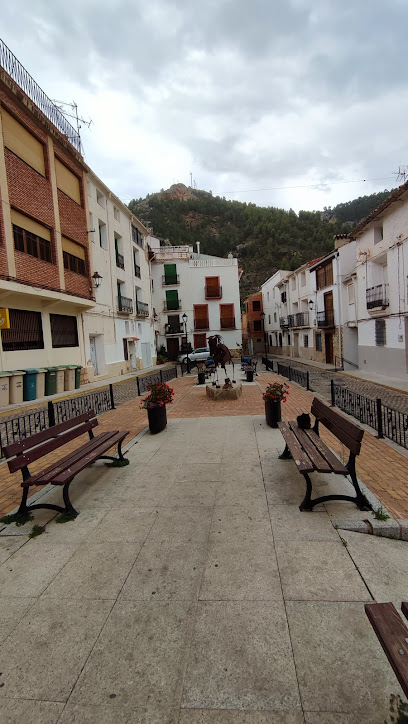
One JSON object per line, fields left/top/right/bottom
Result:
{"left": 140, "top": 382, "right": 175, "bottom": 434}
{"left": 262, "top": 381, "right": 289, "bottom": 428}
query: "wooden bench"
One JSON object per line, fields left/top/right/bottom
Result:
{"left": 365, "top": 602, "right": 408, "bottom": 697}
{"left": 278, "top": 397, "right": 371, "bottom": 512}
{"left": 3, "top": 411, "right": 129, "bottom": 518}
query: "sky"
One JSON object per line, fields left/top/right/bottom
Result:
{"left": 1, "top": 0, "right": 407, "bottom": 213}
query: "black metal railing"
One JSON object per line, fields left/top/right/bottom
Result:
{"left": 165, "top": 323, "right": 183, "bottom": 335}
{"left": 136, "top": 300, "right": 149, "bottom": 316}
{"left": 262, "top": 357, "right": 275, "bottom": 372}
{"left": 53, "top": 388, "right": 113, "bottom": 423}
{"left": 136, "top": 366, "right": 178, "bottom": 395}
{"left": 0, "top": 408, "right": 49, "bottom": 458}
{"left": 288, "top": 311, "right": 309, "bottom": 327}
{"left": 118, "top": 295, "right": 133, "bottom": 313}
{"left": 134, "top": 263, "right": 141, "bottom": 278}
{"left": 205, "top": 285, "right": 222, "bottom": 298}
{"left": 164, "top": 300, "right": 181, "bottom": 311}
{"left": 220, "top": 317, "right": 235, "bottom": 329}
{"left": 366, "top": 284, "right": 389, "bottom": 309}
{"left": 279, "top": 316, "right": 289, "bottom": 327}
{"left": 331, "top": 383, "right": 408, "bottom": 450}
{"left": 0, "top": 39, "right": 81, "bottom": 153}
{"left": 316, "top": 310, "right": 335, "bottom": 327}
{"left": 116, "top": 251, "right": 125, "bottom": 269}
{"left": 277, "top": 362, "right": 310, "bottom": 390}
{"left": 162, "top": 274, "right": 180, "bottom": 286}
{"left": 334, "top": 356, "right": 359, "bottom": 371}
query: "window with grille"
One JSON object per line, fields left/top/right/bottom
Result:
{"left": 63, "top": 251, "right": 86, "bottom": 276}
{"left": 13, "top": 224, "right": 52, "bottom": 263}
{"left": 315, "top": 332, "right": 322, "bottom": 351}
{"left": 304, "top": 334, "right": 309, "bottom": 347}
{"left": 375, "top": 319, "right": 386, "bottom": 346}
{"left": 1, "top": 309, "right": 44, "bottom": 351}
{"left": 50, "top": 314, "right": 79, "bottom": 348}
{"left": 132, "top": 225, "right": 143, "bottom": 248}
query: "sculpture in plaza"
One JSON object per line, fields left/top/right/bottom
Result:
{"left": 208, "top": 335, "right": 235, "bottom": 388}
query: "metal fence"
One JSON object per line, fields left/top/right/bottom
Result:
{"left": 0, "top": 366, "right": 178, "bottom": 459}
{"left": 332, "top": 382, "right": 408, "bottom": 450}
{"left": 262, "top": 358, "right": 310, "bottom": 391}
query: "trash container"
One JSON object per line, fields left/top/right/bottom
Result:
{"left": 9, "top": 371, "right": 25, "bottom": 405}
{"left": 45, "top": 367, "right": 58, "bottom": 396}
{"left": 35, "top": 368, "right": 47, "bottom": 398}
{"left": 0, "top": 372, "right": 10, "bottom": 407}
{"left": 56, "top": 367, "right": 65, "bottom": 394}
{"left": 74, "top": 366, "right": 82, "bottom": 389}
{"left": 23, "top": 369, "right": 38, "bottom": 401}
{"left": 64, "top": 366, "right": 76, "bottom": 391}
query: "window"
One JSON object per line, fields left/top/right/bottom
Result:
{"left": 375, "top": 319, "right": 386, "bottom": 346}
{"left": 194, "top": 304, "right": 209, "bottom": 330}
{"left": 316, "top": 262, "right": 333, "bottom": 290}
{"left": 1, "top": 309, "right": 44, "bottom": 351}
{"left": 55, "top": 158, "right": 81, "bottom": 204}
{"left": 291, "top": 277, "right": 296, "bottom": 291}
{"left": 194, "top": 333, "right": 207, "bottom": 348}
{"left": 252, "top": 300, "right": 261, "bottom": 311}
{"left": 62, "top": 238, "right": 86, "bottom": 276}
{"left": 113, "top": 206, "right": 120, "bottom": 221}
{"left": 134, "top": 249, "right": 141, "bottom": 278}
{"left": 347, "top": 282, "right": 355, "bottom": 304}
{"left": 288, "top": 334, "right": 291, "bottom": 345}
{"left": 164, "top": 263, "right": 178, "bottom": 285}
{"left": 267, "top": 292, "right": 269, "bottom": 302}
{"left": 315, "top": 332, "right": 322, "bottom": 351}
{"left": 281, "top": 291, "right": 287, "bottom": 303}
{"left": 220, "top": 303, "right": 235, "bottom": 329}
{"left": 13, "top": 221, "right": 52, "bottom": 263}
{"left": 123, "top": 338, "right": 129, "bottom": 361}
{"left": 253, "top": 320, "right": 262, "bottom": 331}
{"left": 301, "top": 272, "right": 306, "bottom": 287}
{"left": 304, "top": 334, "right": 309, "bottom": 348}
{"left": 132, "top": 225, "right": 143, "bottom": 248}
{"left": 1, "top": 109, "right": 45, "bottom": 176}
{"left": 205, "top": 276, "right": 221, "bottom": 298}
{"left": 99, "top": 221, "right": 107, "bottom": 249}
{"left": 165, "top": 290, "right": 180, "bottom": 310}
{"left": 268, "top": 315, "right": 271, "bottom": 324}
{"left": 96, "top": 190, "right": 105, "bottom": 207}
{"left": 374, "top": 226, "right": 383, "bottom": 245}
{"left": 274, "top": 313, "right": 277, "bottom": 322}
{"left": 50, "top": 314, "right": 79, "bottom": 348}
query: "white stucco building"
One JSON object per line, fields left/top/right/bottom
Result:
{"left": 82, "top": 172, "right": 155, "bottom": 381}
{"left": 149, "top": 239, "right": 242, "bottom": 359}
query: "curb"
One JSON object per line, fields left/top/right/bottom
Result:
{"left": 334, "top": 479, "right": 408, "bottom": 542}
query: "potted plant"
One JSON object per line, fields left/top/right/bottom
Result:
{"left": 262, "top": 381, "right": 289, "bottom": 427}
{"left": 140, "top": 382, "right": 174, "bottom": 434}
{"left": 197, "top": 362, "right": 206, "bottom": 385}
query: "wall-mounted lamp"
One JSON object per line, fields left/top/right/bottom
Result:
{"left": 308, "top": 299, "right": 314, "bottom": 310}
{"left": 91, "top": 271, "right": 103, "bottom": 290}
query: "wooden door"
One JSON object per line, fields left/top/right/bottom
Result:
{"left": 324, "top": 291, "right": 334, "bottom": 326}
{"left": 325, "top": 333, "right": 334, "bottom": 364}
{"left": 167, "top": 337, "right": 180, "bottom": 360}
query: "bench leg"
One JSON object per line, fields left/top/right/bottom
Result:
{"left": 347, "top": 457, "right": 371, "bottom": 511}
{"left": 299, "top": 473, "right": 372, "bottom": 512}
{"left": 17, "top": 483, "right": 78, "bottom": 516}
{"left": 99, "top": 440, "right": 129, "bottom": 467}
{"left": 279, "top": 443, "right": 293, "bottom": 460}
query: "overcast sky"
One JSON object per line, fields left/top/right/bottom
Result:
{"left": 2, "top": 0, "right": 407, "bottom": 212}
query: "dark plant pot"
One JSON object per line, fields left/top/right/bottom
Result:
{"left": 265, "top": 399, "right": 281, "bottom": 428}
{"left": 246, "top": 369, "right": 254, "bottom": 382}
{"left": 197, "top": 372, "right": 206, "bottom": 385}
{"left": 147, "top": 405, "right": 167, "bottom": 434}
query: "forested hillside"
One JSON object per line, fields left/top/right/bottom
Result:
{"left": 128, "top": 185, "right": 394, "bottom": 299}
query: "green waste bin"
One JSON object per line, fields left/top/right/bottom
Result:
{"left": 23, "top": 369, "right": 38, "bottom": 401}
{"left": 75, "top": 366, "right": 82, "bottom": 389}
{"left": 45, "top": 367, "right": 58, "bottom": 396}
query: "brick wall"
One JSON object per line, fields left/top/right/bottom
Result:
{"left": 5, "top": 149, "right": 55, "bottom": 226}
{"left": 64, "top": 268, "right": 90, "bottom": 297}
{"left": 57, "top": 189, "right": 87, "bottom": 246}
{"left": 14, "top": 248, "right": 59, "bottom": 288}
{"left": 0, "top": 200, "right": 8, "bottom": 275}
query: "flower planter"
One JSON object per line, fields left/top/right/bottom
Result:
{"left": 265, "top": 399, "right": 281, "bottom": 428}
{"left": 147, "top": 405, "right": 167, "bottom": 434}
{"left": 246, "top": 369, "right": 254, "bottom": 382}
{"left": 197, "top": 372, "right": 206, "bottom": 385}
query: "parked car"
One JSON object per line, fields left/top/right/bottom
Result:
{"left": 177, "top": 347, "right": 211, "bottom": 364}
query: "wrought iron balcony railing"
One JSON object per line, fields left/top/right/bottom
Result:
{"left": 162, "top": 274, "right": 180, "bottom": 286}
{"left": 117, "top": 295, "right": 133, "bottom": 313}
{"left": 279, "top": 316, "right": 289, "bottom": 327}
{"left": 205, "top": 285, "right": 222, "bottom": 299}
{"left": 165, "top": 323, "right": 184, "bottom": 335}
{"left": 366, "top": 284, "right": 389, "bottom": 310}
{"left": 220, "top": 316, "right": 235, "bottom": 329}
{"left": 136, "top": 300, "right": 149, "bottom": 316}
{"left": 316, "top": 310, "right": 335, "bottom": 327}
{"left": 116, "top": 251, "right": 124, "bottom": 269}
{"left": 163, "top": 299, "right": 181, "bottom": 311}
{"left": 194, "top": 318, "right": 210, "bottom": 330}
{"left": 288, "top": 311, "right": 310, "bottom": 328}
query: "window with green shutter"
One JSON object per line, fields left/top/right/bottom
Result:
{"left": 164, "top": 263, "right": 177, "bottom": 284}
{"left": 165, "top": 289, "right": 179, "bottom": 310}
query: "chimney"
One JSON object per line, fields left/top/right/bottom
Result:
{"left": 196, "top": 242, "right": 200, "bottom": 256}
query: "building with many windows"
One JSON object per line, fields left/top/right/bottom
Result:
{"left": 242, "top": 292, "right": 264, "bottom": 355}
{"left": 149, "top": 239, "right": 242, "bottom": 359}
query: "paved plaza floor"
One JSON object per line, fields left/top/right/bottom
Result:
{"left": 0, "top": 411, "right": 407, "bottom": 723}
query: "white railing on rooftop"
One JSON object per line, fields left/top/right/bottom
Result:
{"left": 190, "top": 258, "right": 237, "bottom": 267}
{"left": 152, "top": 246, "right": 190, "bottom": 260}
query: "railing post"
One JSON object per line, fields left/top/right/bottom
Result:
{"left": 306, "top": 371, "right": 310, "bottom": 391}
{"left": 160, "top": 370, "right": 163, "bottom": 383}
{"left": 47, "top": 400, "right": 55, "bottom": 427}
{"left": 330, "top": 379, "right": 335, "bottom": 407}
{"left": 175, "top": 365, "right": 178, "bottom": 378}
{"left": 109, "top": 384, "right": 115, "bottom": 410}
{"left": 136, "top": 376, "right": 141, "bottom": 397}
{"left": 376, "top": 398, "right": 384, "bottom": 438}
{"left": 288, "top": 366, "right": 292, "bottom": 382}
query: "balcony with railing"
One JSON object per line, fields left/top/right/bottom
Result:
{"left": 117, "top": 295, "right": 133, "bottom": 314}
{"left": 205, "top": 285, "right": 222, "bottom": 299}
{"left": 162, "top": 274, "right": 180, "bottom": 286}
{"left": 116, "top": 251, "right": 125, "bottom": 270}
{"left": 316, "top": 310, "right": 335, "bottom": 327}
{"left": 220, "top": 316, "right": 235, "bottom": 329}
{"left": 194, "top": 317, "right": 210, "bottom": 330}
{"left": 134, "top": 263, "right": 141, "bottom": 278}
{"left": 366, "top": 284, "right": 389, "bottom": 310}
{"left": 288, "top": 311, "right": 309, "bottom": 328}
{"left": 163, "top": 299, "right": 181, "bottom": 311}
{"left": 280, "top": 316, "right": 289, "bottom": 328}
{"left": 165, "top": 323, "right": 184, "bottom": 336}
{"left": 136, "top": 300, "right": 149, "bottom": 317}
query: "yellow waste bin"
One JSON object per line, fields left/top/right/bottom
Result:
{"left": 0, "top": 372, "right": 10, "bottom": 407}
{"left": 64, "top": 366, "right": 76, "bottom": 391}
{"left": 35, "top": 368, "right": 47, "bottom": 398}
{"left": 9, "top": 371, "right": 25, "bottom": 405}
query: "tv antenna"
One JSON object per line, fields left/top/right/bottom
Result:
{"left": 51, "top": 99, "right": 93, "bottom": 154}
{"left": 394, "top": 165, "right": 408, "bottom": 184}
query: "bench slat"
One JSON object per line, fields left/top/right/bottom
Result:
{"left": 402, "top": 602, "right": 408, "bottom": 622}
{"left": 7, "top": 418, "right": 99, "bottom": 474}
{"left": 304, "top": 428, "right": 348, "bottom": 474}
{"left": 4, "top": 412, "right": 95, "bottom": 457}
{"left": 52, "top": 430, "right": 128, "bottom": 484}
{"left": 365, "top": 602, "right": 408, "bottom": 698}
{"left": 278, "top": 421, "right": 314, "bottom": 473}
{"left": 23, "top": 431, "right": 115, "bottom": 487}
{"left": 288, "top": 421, "right": 332, "bottom": 473}
{"left": 311, "top": 398, "right": 363, "bottom": 455}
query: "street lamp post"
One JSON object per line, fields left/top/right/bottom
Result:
{"left": 182, "top": 312, "right": 191, "bottom": 373}
{"left": 260, "top": 311, "right": 267, "bottom": 358}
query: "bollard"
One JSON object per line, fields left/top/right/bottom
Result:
{"left": 376, "top": 398, "right": 384, "bottom": 438}
{"left": 109, "top": 383, "right": 115, "bottom": 410}
{"left": 47, "top": 400, "right": 56, "bottom": 427}
{"left": 330, "top": 379, "right": 335, "bottom": 407}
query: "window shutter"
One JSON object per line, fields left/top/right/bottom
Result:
{"left": 165, "top": 289, "right": 179, "bottom": 310}
{"left": 164, "top": 264, "right": 177, "bottom": 284}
